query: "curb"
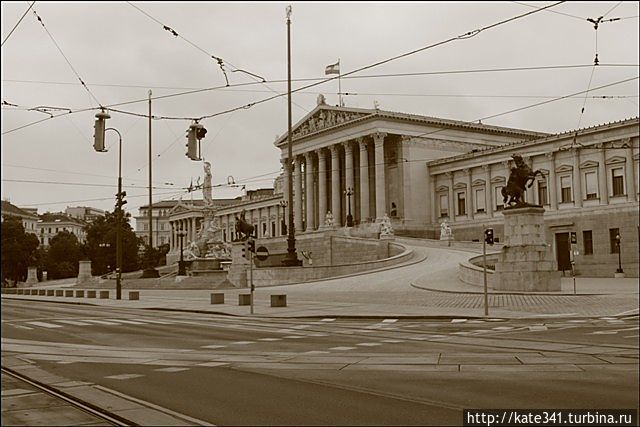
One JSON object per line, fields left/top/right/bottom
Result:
{"left": 409, "top": 282, "right": 612, "bottom": 296}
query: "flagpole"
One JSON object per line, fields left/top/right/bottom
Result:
{"left": 338, "top": 58, "right": 342, "bottom": 107}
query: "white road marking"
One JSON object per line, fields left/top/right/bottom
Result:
{"left": 106, "top": 319, "right": 147, "bottom": 325}
{"left": 528, "top": 326, "right": 548, "bottom": 331}
{"left": 131, "top": 318, "right": 175, "bottom": 324}
{"left": 56, "top": 320, "right": 93, "bottom": 326}
{"left": 12, "top": 325, "right": 33, "bottom": 330}
{"left": 589, "top": 331, "right": 618, "bottom": 335}
{"left": 382, "top": 319, "right": 398, "bottom": 323}
{"left": 230, "top": 341, "right": 255, "bottom": 345}
{"left": 357, "top": 343, "right": 383, "bottom": 347}
{"left": 624, "top": 335, "right": 639, "bottom": 338}
{"left": 381, "top": 339, "right": 405, "bottom": 343}
{"left": 306, "top": 333, "right": 329, "bottom": 337}
{"left": 257, "top": 338, "right": 282, "bottom": 342}
{"left": 492, "top": 326, "right": 514, "bottom": 331}
{"left": 451, "top": 319, "right": 467, "bottom": 323}
{"left": 283, "top": 335, "right": 306, "bottom": 339}
{"left": 81, "top": 319, "right": 122, "bottom": 325}
{"left": 320, "top": 318, "right": 336, "bottom": 322}
{"left": 155, "top": 367, "right": 190, "bottom": 372}
{"left": 329, "top": 346, "right": 356, "bottom": 351}
{"left": 196, "top": 362, "right": 229, "bottom": 367}
{"left": 201, "top": 345, "right": 226, "bottom": 349}
{"left": 303, "top": 350, "right": 330, "bottom": 354}
{"left": 25, "top": 321, "right": 62, "bottom": 328}
{"left": 105, "top": 374, "right": 144, "bottom": 380}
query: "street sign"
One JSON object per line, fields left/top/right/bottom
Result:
{"left": 255, "top": 246, "right": 269, "bottom": 261}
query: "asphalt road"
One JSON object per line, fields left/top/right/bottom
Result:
{"left": 2, "top": 299, "right": 638, "bottom": 425}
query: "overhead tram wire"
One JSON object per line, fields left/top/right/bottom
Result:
{"left": 31, "top": 8, "right": 103, "bottom": 109}
{"left": 1, "top": 1, "right": 36, "bottom": 47}
{"left": 511, "top": 1, "right": 585, "bottom": 21}
{"left": 2, "top": 179, "right": 180, "bottom": 191}
{"left": 0, "top": 1, "right": 574, "bottom": 133}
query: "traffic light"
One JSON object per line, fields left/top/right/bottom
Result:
{"left": 185, "top": 124, "right": 199, "bottom": 160}
{"left": 570, "top": 232, "right": 577, "bottom": 245}
{"left": 248, "top": 238, "right": 255, "bottom": 253}
{"left": 484, "top": 228, "right": 494, "bottom": 245}
{"left": 94, "top": 110, "right": 110, "bottom": 152}
{"left": 115, "top": 191, "right": 127, "bottom": 211}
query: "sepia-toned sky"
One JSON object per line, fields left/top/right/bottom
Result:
{"left": 2, "top": 1, "right": 638, "bottom": 222}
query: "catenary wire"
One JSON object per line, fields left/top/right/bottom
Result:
{"left": 1, "top": 1, "right": 36, "bottom": 47}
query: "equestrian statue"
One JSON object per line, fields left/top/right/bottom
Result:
{"left": 234, "top": 209, "right": 255, "bottom": 241}
{"left": 501, "top": 154, "right": 543, "bottom": 207}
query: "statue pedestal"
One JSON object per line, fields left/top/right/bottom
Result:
{"left": 77, "top": 260, "right": 93, "bottom": 284}
{"left": 25, "top": 267, "right": 38, "bottom": 285}
{"left": 227, "top": 242, "right": 249, "bottom": 288}
{"left": 495, "top": 206, "right": 560, "bottom": 292}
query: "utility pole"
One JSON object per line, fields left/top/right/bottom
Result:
{"left": 282, "top": 5, "right": 301, "bottom": 267}
{"left": 143, "top": 89, "right": 159, "bottom": 278}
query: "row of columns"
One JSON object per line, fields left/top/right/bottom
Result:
{"left": 433, "top": 145, "right": 637, "bottom": 223}
{"left": 169, "top": 217, "right": 198, "bottom": 251}
{"left": 285, "top": 132, "right": 387, "bottom": 232}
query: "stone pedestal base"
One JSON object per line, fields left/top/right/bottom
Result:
{"left": 495, "top": 206, "right": 560, "bottom": 292}
{"left": 77, "top": 260, "right": 92, "bottom": 284}
{"left": 25, "top": 267, "right": 38, "bottom": 285}
{"left": 227, "top": 242, "right": 249, "bottom": 288}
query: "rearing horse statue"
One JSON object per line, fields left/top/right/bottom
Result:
{"left": 234, "top": 209, "right": 255, "bottom": 241}
{"left": 501, "top": 154, "right": 543, "bottom": 207}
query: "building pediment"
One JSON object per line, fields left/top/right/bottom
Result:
{"left": 453, "top": 182, "right": 467, "bottom": 190}
{"left": 579, "top": 160, "right": 598, "bottom": 169}
{"left": 605, "top": 155, "right": 626, "bottom": 165}
{"left": 490, "top": 176, "right": 506, "bottom": 184}
{"left": 556, "top": 164, "right": 573, "bottom": 173}
{"left": 275, "top": 105, "right": 374, "bottom": 146}
{"left": 472, "top": 179, "right": 486, "bottom": 186}
{"left": 436, "top": 185, "right": 449, "bottom": 192}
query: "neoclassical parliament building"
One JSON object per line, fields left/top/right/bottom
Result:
{"left": 147, "top": 100, "right": 638, "bottom": 277}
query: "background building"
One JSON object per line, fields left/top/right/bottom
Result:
{"left": 65, "top": 206, "right": 105, "bottom": 223}
{"left": 36, "top": 212, "right": 87, "bottom": 247}
{"left": 1, "top": 200, "right": 38, "bottom": 234}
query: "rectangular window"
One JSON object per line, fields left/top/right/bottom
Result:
{"left": 612, "top": 167, "right": 624, "bottom": 196}
{"left": 143, "top": 224, "right": 148, "bottom": 231}
{"left": 159, "top": 237, "right": 165, "bottom": 245}
{"left": 439, "top": 194, "right": 448, "bottom": 217}
{"left": 271, "top": 222, "right": 276, "bottom": 237}
{"left": 495, "top": 186, "right": 503, "bottom": 210}
{"left": 475, "top": 188, "right": 485, "bottom": 213}
{"left": 160, "top": 223, "right": 165, "bottom": 231}
{"left": 262, "top": 223, "right": 267, "bottom": 236}
{"left": 538, "top": 181, "right": 548, "bottom": 205}
{"left": 457, "top": 192, "right": 466, "bottom": 216}
{"left": 560, "top": 176, "right": 572, "bottom": 203}
{"left": 583, "top": 230, "right": 593, "bottom": 255}
{"left": 609, "top": 228, "right": 620, "bottom": 254}
{"left": 585, "top": 171, "right": 598, "bottom": 200}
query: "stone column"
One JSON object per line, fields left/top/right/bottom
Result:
{"left": 317, "top": 148, "right": 327, "bottom": 227}
{"left": 484, "top": 164, "right": 493, "bottom": 218}
{"left": 358, "top": 138, "right": 370, "bottom": 222}
{"left": 464, "top": 168, "right": 474, "bottom": 220}
{"left": 425, "top": 163, "right": 432, "bottom": 225}
{"left": 305, "top": 151, "right": 315, "bottom": 231}
{"left": 447, "top": 172, "right": 455, "bottom": 222}
{"left": 547, "top": 152, "right": 558, "bottom": 210}
{"left": 429, "top": 170, "right": 437, "bottom": 223}
{"left": 373, "top": 132, "right": 387, "bottom": 220}
{"left": 625, "top": 141, "right": 636, "bottom": 201}
{"left": 294, "top": 155, "right": 303, "bottom": 231}
{"left": 572, "top": 148, "right": 582, "bottom": 208}
{"left": 344, "top": 140, "right": 354, "bottom": 205}
{"left": 330, "top": 145, "right": 341, "bottom": 226}
{"left": 598, "top": 148, "right": 609, "bottom": 205}
{"left": 282, "top": 158, "right": 290, "bottom": 206}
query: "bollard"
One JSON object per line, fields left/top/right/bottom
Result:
{"left": 87, "top": 290, "right": 96, "bottom": 298}
{"left": 238, "top": 294, "right": 252, "bottom": 306}
{"left": 99, "top": 291, "right": 109, "bottom": 299}
{"left": 65, "top": 290, "right": 74, "bottom": 297}
{"left": 46, "top": 290, "right": 54, "bottom": 296}
{"left": 129, "top": 291, "right": 139, "bottom": 301}
{"left": 75, "top": 290, "right": 84, "bottom": 298}
{"left": 38, "top": 289, "right": 46, "bottom": 296}
{"left": 270, "top": 294, "right": 287, "bottom": 308}
{"left": 211, "top": 293, "right": 224, "bottom": 304}
{"left": 55, "top": 290, "right": 63, "bottom": 297}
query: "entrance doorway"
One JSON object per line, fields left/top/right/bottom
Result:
{"left": 555, "top": 232, "right": 571, "bottom": 272}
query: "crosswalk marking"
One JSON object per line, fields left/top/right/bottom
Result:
{"left": 131, "top": 318, "right": 175, "bottom": 324}
{"left": 381, "top": 339, "right": 405, "bottom": 343}
{"left": 320, "top": 318, "right": 336, "bottom": 322}
{"left": 258, "top": 338, "right": 282, "bottom": 342}
{"left": 106, "top": 319, "right": 146, "bottom": 325}
{"left": 155, "top": 367, "right": 190, "bottom": 373}
{"left": 357, "top": 342, "right": 382, "bottom": 347}
{"left": 105, "top": 374, "right": 144, "bottom": 380}
{"left": 382, "top": 319, "right": 398, "bottom": 323}
{"left": 283, "top": 335, "right": 306, "bottom": 339}
{"left": 25, "top": 321, "right": 62, "bottom": 328}
{"left": 56, "top": 320, "right": 93, "bottom": 326}
{"left": 230, "top": 341, "right": 254, "bottom": 345}
{"left": 12, "top": 325, "right": 33, "bottom": 330}
{"left": 201, "top": 344, "right": 226, "bottom": 349}
{"left": 329, "top": 346, "right": 356, "bottom": 351}
{"left": 81, "top": 319, "right": 122, "bottom": 325}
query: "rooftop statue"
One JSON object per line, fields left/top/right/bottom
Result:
{"left": 203, "top": 161, "right": 213, "bottom": 206}
{"left": 501, "top": 154, "right": 543, "bottom": 208}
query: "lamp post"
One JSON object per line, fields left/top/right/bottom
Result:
{"left": 279, "top": 200, "right": 288, "bottom": 235}
{"left": 177, "top": 228, "right": 187, "bottom": 276}
{"left": 344, "top": 187, "right": 354, "bottom": 227}
{"left": 282, "top": 5, "right": 301, "bottom": 267}
{"left": 143, "top": 89, "right": 159, "bottom": 278}
{"left": 615, "top": 234, "right": 624, "bottom": 274}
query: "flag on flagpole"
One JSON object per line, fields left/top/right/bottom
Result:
{"left": 325, "top": 60, "right": 340, "bottom": 75}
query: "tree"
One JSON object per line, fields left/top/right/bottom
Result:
{"left": 1, "top": 217, "right": 40, "bottom": 286}
{"left": 84, "top": 211, "right": 141, "bottom": 275}
{"left": 46, "top": 231, "right": 84, "bottom": 280}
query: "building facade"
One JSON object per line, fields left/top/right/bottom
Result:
{"left": 271, "top": 100, "right": 638, "bottom": 277}
{"left": 65, "top": 206, "right": 105, "bottom": 223}
{"left": 135, "top": 200, "right": 182, "bottom": 248}
{"left": 1, "top": 200, "right": 38, "bottom": 234}
{"left": 36, "top": 213, "right": 87, "bottom": 247}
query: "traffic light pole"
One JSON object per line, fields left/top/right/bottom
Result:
{"left": 106, "top": 127, "right": 123, "bottom": 300}
{"left": 249, "top": 247, "right": 254, "bottom": 315}
{"left": 483, "top": 236, "right": 488, "bottom": 316}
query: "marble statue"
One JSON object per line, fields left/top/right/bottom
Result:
{"left": 379, "top": 214, "right": 394, "bottom": 237}
{"left": 203, "top": 161, "right": 213, "bottom": 206}
{"left": 324, "top": 210, "right": 335, "bottom": 227}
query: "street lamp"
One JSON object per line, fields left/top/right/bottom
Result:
{"left": 615, "top": 234, "right": 624, "bottom": 274}
{"left": 344, "top": 187, "right": 354, "bottom": 227}
{"left": 177, "top": 228, "right": 188, "bottom": 276}
{"left": 279, "top": 200, "right": 288, "bottom": 236}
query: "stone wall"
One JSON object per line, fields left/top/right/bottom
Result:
{"left": 458, "top": 253, "right": 500, "bottom": 288}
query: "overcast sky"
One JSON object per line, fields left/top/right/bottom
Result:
{"left": 2, "top": 1, "right": 638, "bottom": 222}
